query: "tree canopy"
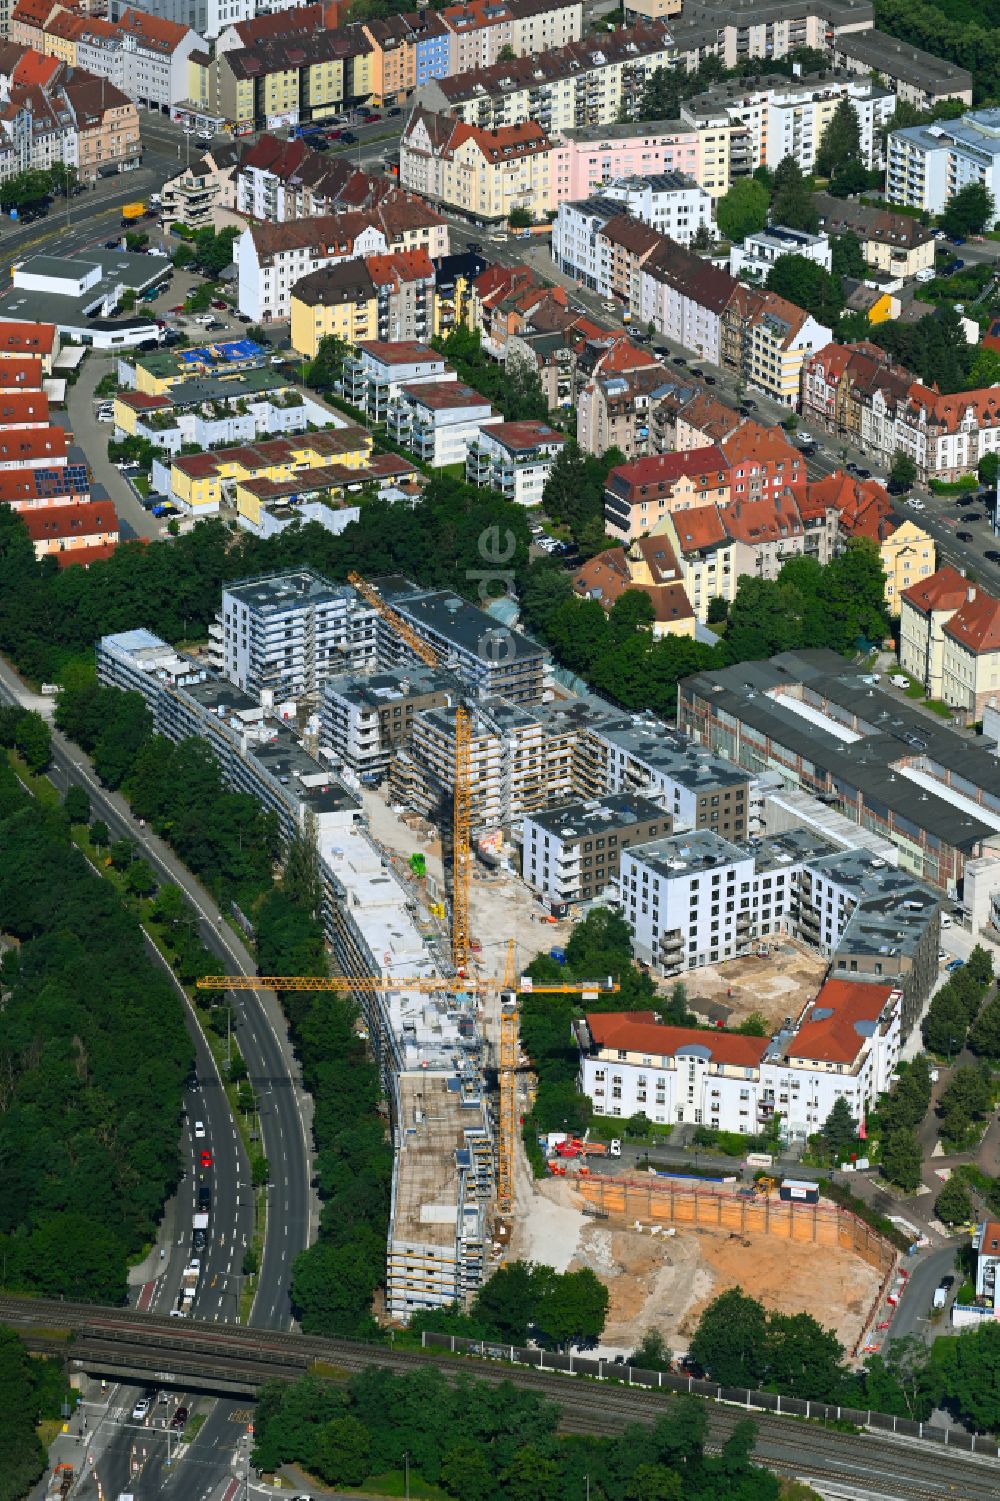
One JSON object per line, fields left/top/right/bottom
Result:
{"left": 252, "top": 1370, "right": 780, "bottom": 1501}
{"left": 0, "top": 751, "right": 191, "bottom": 1301}
{"left": 765, "top": 255, "right": 844, "bottom": 328}
{"left": 941, "top": 182, "right": 996, "bottom": 238}
{"left": 717, "top": 178, "right": 770, "bottom": 242}
{"left": 769, "top": 157, "right": 819, "bottom": 234}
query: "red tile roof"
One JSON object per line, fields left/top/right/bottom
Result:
{"left": 587, "top": 1011, "right": 770, "bottom": 1067}
{"left": 55, "top": 540, "right": 120, "bottom": 567}
{"left": 721, "top": 418, "right": 805, "bottom": 484}
{"left": 0, "top": 356, "right": 43, "bottom": 388}
{"left": 118, "top": 6, "right": 193, "bottom": 50}
{"left": 943, "top": 590, "right": 1000, "bottom": 655}
{"left": 789, "top": 978, "right": 896, "bottom": 1066}
{"left": 723, "top": 493, "right": 803, "bottom": 546}
{"left": 900, "top": 565, "right": 971, "bottom": 617}
{"left": 365, "top": 247, "right": 434, "bottom": 286}
{"left": 607, "top": 445, "right": 728, "bottom": 502}
{"left": 356, "top": 339, "right": 440, "bottom": 365}
{"left": 0, "top": 319, "right": 56, "bottom": 355}
{"left": 20, "top": 498, "right": 117, "bottom": 542}
{"left": 0, "top": 425, "right": 65, "bottom": 462}
{"left": 669, "top": 503, "right": 728, "bottom": 554}
{"left": 0, "top": 390, "right": 47, "bottom": 424}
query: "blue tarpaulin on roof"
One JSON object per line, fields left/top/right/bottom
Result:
{"left": 178, "top": 339, "right": 263, "bottom": 364}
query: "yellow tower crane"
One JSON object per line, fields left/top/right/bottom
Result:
{"left": 201, "top": 575, "right": 621, "bottom": 1225}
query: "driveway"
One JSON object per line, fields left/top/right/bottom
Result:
{"left": 63, "top": 355, "right": 162, "bottom": 542}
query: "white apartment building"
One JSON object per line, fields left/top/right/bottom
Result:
{"left": 600, "top": 171, "right": 714, "bottom": 247}
{"left": 730, "top": 224, "right": 832, "bottom": 279}
{"left": 442, "top": 0, "right": 583, "bottom": 74}
{"left": 465, "top": 419, "right": 566, "bottom": 506}
{"left": 221, "top": 569, "right": 377, "bottom": 701}
{"left": 110, "top": 0, "right": 252, "bottom": 41}
{"left": 886, "top": 110, "right": 1000, "bottom": 216}
{"left": 386, "top": 380, "right": 501, "bottom": 468}
{"left": 682, "top": 74, "right": 895, "bottom": 175}
{"left": 578, "top": 975, "right": 903, "bottom": 1140}
{"left": 551, "top": 196, "right": 619, "bottom": 293}
{"left": 342, "top": 341, "right": 454, "bottom": 425}
{"left": 117, "top": 9, "right": 201, "bottom": 113}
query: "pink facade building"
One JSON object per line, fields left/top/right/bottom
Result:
{"left": 551, "top": 121, "right": 701, "bottom": 203}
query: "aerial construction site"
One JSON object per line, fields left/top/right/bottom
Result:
{"left": 101, "top": 565, "right": 916, "bottom": 1354}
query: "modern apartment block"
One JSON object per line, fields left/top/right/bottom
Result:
{"left": 886, "top": 110, "right": 1000, "bottom": 217}
{"left": 375, "top": 578, "right": 548, "bottom": 705}
{"left": 321, "top": 665, "right": 458, "bottom": 782}
{"left": 221, "top": 569, "right": 377, "bottom": 701}
{"left": 465, "top": 420, "right": 567, "bottom": 507}
{"left": 342, "top": 340, "right": 454, "bottom": 425}
{"left": 679, "top": 648, "right": 1000, "bottom": 894}
{"left": 522, "top": 791, "right": 668, "bottom": 914}
{"left": 96, "top": 624, "right": 491, "bottom": 1322}
{"left": 832, "top": 28, "right": 972, "bottom": 109}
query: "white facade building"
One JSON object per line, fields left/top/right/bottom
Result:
{"left": 342, "top": 341, "right": 454, "bottom": 425}
{"left": 465, "top": 419, "right": 567, "bottom": 506}
{"left": 730, "top": 224, "right": 832, "bottom": 279}
{"left": 386, "top": 380, "right": 501, "bottom": 468}
{"left": 221, "top": 569, "right": 376, "bottom": 700}
{"left": 601, "top": 172, "right": 714, "bottom": 247}
{"left": 886, "top": 110, "right": 1000, "bottom": 216}
{"left": 551, "top": 195, "right": 619, "bottom": 294}
{"left": 579, "top": 975, "right": 903, "bottom": 1140}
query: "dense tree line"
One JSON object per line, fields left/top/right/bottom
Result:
{"left": 680, "top": 1287, "right": 1000, "bottom": 1428}
{"left": 55, "top": 677, "right": 281, "bottom": 909}
{"left": 521, "top": 538, "right": 890, "bottom": 718}
{"left": 0, "top": 479, "right": 532, "bottom": 686}
{"left": 0, "top": 1331, "right": 71, "bottom": 1501}
{"left": 432, "top": 326, "right": 549, "bottom": 424}
{"left": 0, "top": 753, "right": 191, "bottom": 1302}
{"left": 873, "top": 1056, "right": 933, "bottom": 1193}
{"left": 542, "top": 440, "right": 624, "bottom": 556}
{"left": 252, "top": 1369, "right": 778, "bottom": 1500}
{"left": 875, "top": 0, "right": 1000, "bottom": 105}
{"left": 865, "top": 302, "right": 986, "bottom": 394}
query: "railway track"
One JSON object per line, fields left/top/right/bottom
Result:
{"left": 2, "top": 1295, "right": 996, "bottom": 1500}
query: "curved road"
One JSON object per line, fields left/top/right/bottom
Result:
{"left": 0, "top": 655, "right": 315, "bottom": 1499}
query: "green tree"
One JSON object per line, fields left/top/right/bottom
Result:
{"left": 941, "top": 182, "right": 996, "bottom": 238}
{"left": 63, "top": 784, "right": 91, "bottom": 824}
{"left": 770, "top": 156, "right": 819, "bottom": 234}
{"left": 969, "top": 997, "right": 1000, "bottom": 1059}
{"left": 630, "top": 1328, "right": 674, "bottom": 1371}
{"left": 766, "top": 254, "right": 843, "bottom": 327}
{"left": 251, "top": 1153, "right": 271, "bottom": 1187}
{"left": 689, "top": 1289, "right": 769, "bottom": 1387}
{"left": 820, "top": 1096, "right": 858, "bottom": 1162}
{"left": 935, "top": 1175, "right": 972, "bottom": 1225}
{"left": 0, "top": 1330, "right": 47, "bottom": 1501}
{"left": 314, "top": 1415, "right": 372, "bottom": 1487}
{"left": 922, "top": 985, "right": 970, "bottom": 1057}
{"left": 472, "top": 1259, "right": 536, "bottom": 1344}
{"left": 126, "top": 859, "right": 157, "bottom": 898}
{"left": 533, "top": 1265, "right": 609, "bottom": 1349}
{"left": 879, "top": 1128, "right": 923, "bottom": 1191}
{"left": 306, "top": 333, "right": 349, "bottom": 391}
{"left": 979, "top": 452, "right": 999, "bottom": 488}
{"left": 89, "top": 818, "right": 109, "bottom": 848}
{"left": 889, "top": 452, "right": 918, "bottom": 491}
{"left": 766, "top": 1312, "right": 846, "bottom": 1400}
{"left": 509, "top": 204, "right": 532, "bottom": 228}
{"left": 831, "top": 229, "right": 865, "bottom": 280}
{"left": 625, "top": 1465, "right": 682, "bottom": 1501}
{"left": 965, "top": 348, "right": 1000, "bottom": 391}
{"left": 932, "top": 1321, "right": 1000, "bottom": 1432}
{"left": 966, "top": 944, "right": 993, "bottom": 985}
{"left": 716, "top": 177, "right": 770, "bottom": 242}
{"left": 815, "top": 99, "right": 862, "bottom": 178}
{"left": 706, "top": 595, "right": 729, "bottom": 625}
{"left": 13, "top": 710, "right": 50, "bottom": 772}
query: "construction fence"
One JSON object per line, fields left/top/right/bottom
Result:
{"left": 420, "top": 1330, "right": 1000, "bottom": 1458}
{"left": 574, "top": 1175, "right": 898, "bottom": 1280}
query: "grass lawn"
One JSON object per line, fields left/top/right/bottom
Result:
{"left": 357, "top": 1472, "right": 451, "bottom": 1499}
{"left": 924, "top": 698, "right": 952, "bottom": 718}
{"left": 183, "top": 1412, "right": 207, "bottom": 1444}
{"left": 133, "top": 473, "right": 151, "bottom": 498}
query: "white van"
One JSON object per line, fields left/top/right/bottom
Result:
{"left": 940, "top": 912, "right": 953, "bottom": 929}
{"left": 915, "top": 267, "right": 936, "bottom": 283}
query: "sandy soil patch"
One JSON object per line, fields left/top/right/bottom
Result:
{"left": 673, "top": 939, "right": 828, "bottom": 1032}
{"left": 512, "top": 1177, "right": 880, "bottom": 1357}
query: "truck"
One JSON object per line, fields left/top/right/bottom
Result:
{"left": 580, "top": 1140, "right": 622, "bottom": 1158}
{"left": 121, "top": 202, "right": 146, "bottom": 224}
{"left": 181, "top": 1260, "right": 200, "bottom": 1305}
{"left": 192, "top": 1212, "right": 209, "bottom": 1232}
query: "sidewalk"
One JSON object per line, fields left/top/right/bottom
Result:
{"left": 128, "top": 1189, "right": 178, "bottom": 1287}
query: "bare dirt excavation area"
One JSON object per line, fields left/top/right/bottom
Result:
{"left": 680, "top": 939, "right": 828, "bottom": 1031}
{"left": 511, "top": 1174, "right": 883, "bottom": 1358}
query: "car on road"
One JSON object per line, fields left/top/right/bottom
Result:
{"left": 200, "top": 1149, "right": 212, "bottom": 1168}
{"left": 193, "top": 1119, "right": 205, "bottom": 1138}
{"left": 104, "top": 238, "right": 121, "bottom": 250}
{"left": 341, "top": 130, "right": 357, "bottom": 143}
{"left": 170, "top": 1406, "right": 188, "bottom": 1430}
{"left": 906, "top": 497, "right": 926, "bottom": 510}
{"left": 169, "top": 303, "right": 186, "bottom": 313}
{"left": 948, "top": 234, "right": 966, "bottom": 245}
{"left": 211, "top": 298, "right": 228, "bottom": 309}
{"left": 688, "top": 367, "right": 704, "bottom": 378}
{"left": 192, "top": 1228, "right": 207, "bottom": 1251}
{"left": 957, "top": 494, "right": 977, "bottom": 506}
{"left": 963, "top": 511, "right": 984, "bottom": 521}
{"left": 985, "top": 550, "right": 1000, "bottom": 563}
{"left": 671, "top": 355, "right": 687, "bottom": 366}
{"left": 940, "top": 259, "right": 962, "bottom": 276}
{"left": 131, "top": 1397, "right": 152, "bottom": 1422}
{"left": 740, "top": 399, "right": 757, "bottom": 411}
{"left": 703, "top": 374, "right": 716, "bottom": 385}
{"left": 957, "top": 530, "right": 974, "bottom": 541}
{"left": 198, "top": 1186, "right": 211, "bottom": 1211}
{"left": 946, "top": 957, "right": 965, "bottom": 971}
{"left": 235, "top": 312, "right": 252, "bottom": 323}
{"left": 366, "top": 111, "right": 382, "bottom": 121}
{"left": 388, "top": 106, "right": 401, "bottom": 116}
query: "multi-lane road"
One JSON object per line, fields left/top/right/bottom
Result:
{"left": 0, "top": 653, "right": 313, "bottom": 1501}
